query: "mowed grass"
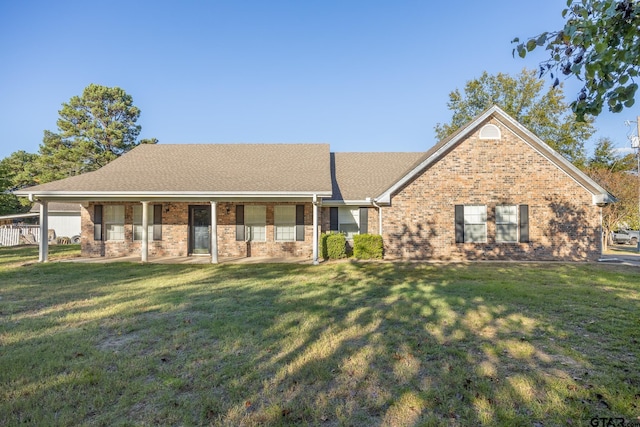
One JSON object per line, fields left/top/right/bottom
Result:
{"left": 1, "top": 247, "right": 639, "bottom": 426}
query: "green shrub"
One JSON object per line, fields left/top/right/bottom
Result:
{"left": 323, "top": 233, "right": 347, "bottom": 260}
{"left": 353, "top": 234, "right": 383, "bottom": 259}
{"left": 320, "top": 233, "right": 329, "bottom": 259}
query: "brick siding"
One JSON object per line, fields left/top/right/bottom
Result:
{"left": 79, "top": 119, "right": 602, "bottom": 262}
{"left": 81, "top": 202, "right": 315, "bottom": 259}
{"left": 380, "top": 118, "right": 602, "bottom": 261}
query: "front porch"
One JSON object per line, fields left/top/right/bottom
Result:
{"left": 37, "top": 199, "right": 323, "bottom": 264}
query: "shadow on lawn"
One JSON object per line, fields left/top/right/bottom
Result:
{"left": 2, "top": 261, "right": 639, "bottom": 426}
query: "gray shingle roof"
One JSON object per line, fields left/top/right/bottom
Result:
{"left": 30, "top": 202, "right": 81, "bottom": 213}
{"left": 328, "top": 152, "right": 424, "bottom": 201}
{"left": 18, "top": 144, "right": 333, "bottom": 195}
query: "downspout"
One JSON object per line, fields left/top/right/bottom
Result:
{"left": 312, "top": 194, "right": 319, "bottom": 265}
{"left": 372, "top": 200, "right": 383, "bottom": 236}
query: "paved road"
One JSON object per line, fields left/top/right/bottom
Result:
{"left": 600, "top": 244, "right": 640, "bottom": 266}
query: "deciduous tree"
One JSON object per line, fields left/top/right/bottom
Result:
{"left": 435, "top": 69, "right": 593, "bottom": 166}
{"left": 513, "top": 0, "right": 640, "bottom": 120}
{"left": 0, "top": 151, "right": 39, "bottom": 214}
{"left": 584, "top": 137, "right": 639, "bottom": 249}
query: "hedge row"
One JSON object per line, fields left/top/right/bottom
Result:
{"left": 320, "top": 233, "right": 383, "bottom": 260}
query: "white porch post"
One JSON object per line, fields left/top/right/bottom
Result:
{"left": 312, "top": 194, "right": 319, "bottom": 265}
{"left": 141, "top": 201, "right": 149, "bottom": 263}
{"left": 211, "top": 201, "right": 218, "bottom": 264}
{"left": 39, "top": 200, "right": 49, "bottom": 263}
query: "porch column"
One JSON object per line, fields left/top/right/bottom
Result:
{"left": 141, "top": 201, "right": 149, "bottom": 263}
{"left": 38, "top": 200, "right": 48, "bottom": 263}
{"left": 211, "top": 201, "right": 218, "bottom": 264}
{"left": 312, "top": 195, "right": 319, "bottom": 265}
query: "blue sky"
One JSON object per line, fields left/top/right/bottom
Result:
{"left": 1, "top": 0, "right": 637, "bottom": 161}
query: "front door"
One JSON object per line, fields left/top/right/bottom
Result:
{"left": 189, "top": 206, "right": 211, "bottom": 255}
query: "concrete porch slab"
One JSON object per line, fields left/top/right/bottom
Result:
{"left": 60, "top": 255, "right": 315, "bottom": 265}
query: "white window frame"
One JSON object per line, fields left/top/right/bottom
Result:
{"left": 496, "top": 205, "right": 518, "bottom": 243}
{"left": 104, "top": 205, "right": 125, "bottom": 241}
{"left": 245, "top": 205, "right": 266, "bottom": 242}
{"left": 464, "top": 205, "right": 487, "bottom": 243}
{"left": 338, "top": 207, "right": 360, "bottom": 239}
{"left": 132, "top": 205, "right": 155, "bottom": 241}
{"left": 274, "top": 205, "right": 296, "bottom": 242}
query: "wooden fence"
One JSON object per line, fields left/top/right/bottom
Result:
{"left": 0, "top": 225, "right": 41, "bottom": 247}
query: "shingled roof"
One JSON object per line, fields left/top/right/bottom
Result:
{"left": 327, "top": 152, "right": 424, "bottom": 202}
{"left": 16, "top": 144, "right": 333, "bottom": 198}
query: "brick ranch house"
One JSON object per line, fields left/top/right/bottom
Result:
{"left": 16, "top": 106, "right": 614, "bottom": 263}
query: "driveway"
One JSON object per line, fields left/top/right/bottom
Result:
{"left": 600, "top": 243, "right": 640, "bottom": 266}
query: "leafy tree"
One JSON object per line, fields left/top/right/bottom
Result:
{"left": 587, "top": 166, "right": 639, "bottom": 249}
{"left": 0, "top": 150, "right": 40, "bottom": 191}
{"left": 584, "top": 138, "right": 639, "bottom": 249}
{"left": 0, "top": 151, "right": 39, "bottom": 214}
{"left": 513, "top": 0, "right": 640, "bottom": 120}
{"left": 0, "top": 162, "right": 21, "bottom": 215}
{"left": 588, "top": 137, "right": 636, "bottom": 172}
{"left": 435, "top": 69, "right": 594, "bottom": 166}
{"left": 35, "top": 84, "right": 157, "bottom": 181}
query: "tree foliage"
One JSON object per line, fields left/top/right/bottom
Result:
{"left": 0, "top": 151, "right": 39, "bottom": 214}
{"left": 435, "top": 69, "right": 594, "bottom": 166}
{"left": 35, "top": 84, "right": 156, "bottom": 182}
{"left": 0, "top": 84, "right": 155, "bottom": 215}
{"left": 584, "top": 138, "right": 639, "bottom": 248}
{"left": 513, "top": 0, "right": 640, "bottom": 120}
{"left": 588, "top": 137, "right": 636, "bottom": 171}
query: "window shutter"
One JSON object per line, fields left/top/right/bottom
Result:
{"left": 359, "top": 208, "right": 368, "bottom": 234}
{"left": 519, "top": 205, "right": 529, "bottom": 243}
{"left": 455, "top": 205, "right": 464, "bottom": 243}
{"left": 94, "top": 205, "right": 103, "bottom": 241}
{"left": 296, "top": 205, "right": 305, "bottom": 241}
{"left": 153, "top": 205, "right": 163, "bottom": 240}
{"left": 330, "top": 207, "right": 338, "bottom": 231}
{"left": 236, "top": 205, "right": 245, "bottom": 241}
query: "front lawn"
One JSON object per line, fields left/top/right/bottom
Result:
{"left": 1, "top": 246, "right": 639, "bottom": 426}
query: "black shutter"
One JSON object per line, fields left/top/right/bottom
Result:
{"left": 519, "top": 205, "right": 529, "bottom": 243}
{"left": 94, "top": 205, "right": 103, "bottom": 241}
{"left": 359, "top": 208, "right": 368, "bottom": 234}
{"left": 330, "top": 207, "right": 338, "bottom": 231}
{"left": 455, "top": 205, "right": 464, "bottom": 243}
{"left": 153, "top": 205, "right": 163, "bottom": 240}
{"left": 296, "top": 205, "right": 305, "bottom": 241}
{"left": 236, "top": 205, "right": 245, "bottom": 241}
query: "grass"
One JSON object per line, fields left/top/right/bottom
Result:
{"left": 1, "top": 246, "right": 639, "bottom": 426}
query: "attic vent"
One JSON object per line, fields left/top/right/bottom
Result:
{"left": 479, "top": 124, "right": 501, "bottom": 140}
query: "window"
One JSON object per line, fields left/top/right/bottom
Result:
{"left": 275, "top": 206, "right": 296, "bottom": 241}
{"left": 329, "top": 207, "right": 368, "bottom": 238}
{"left": 133, "top": 205, "right": 154, "bottom": 241}
{"left": 496, "top": 205, "right": 518, "bottom": 242}
{"left": 456, "top": 205, "right": 486, "bottom": 243}
{"left": 339, "top": 207, "right": 360, "bottom": 239}
{"left": 104, "top": 205, "right": 125, "bottom": 241}
{"left": 245, "top": 205, "right": 266, "bottom": 241}
{"left": 479, "top": 124, "right": 501, "bottom": 139}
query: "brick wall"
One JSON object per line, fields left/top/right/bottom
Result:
{"left": 381, "top": 118, "right": 602, "bottom": 261}
{"left": 81, "top": 201, "right": 315, "bottom": 259}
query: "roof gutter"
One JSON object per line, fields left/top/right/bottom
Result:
{"left": 16, "top": 190, "right": 333, "bottom": 202}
